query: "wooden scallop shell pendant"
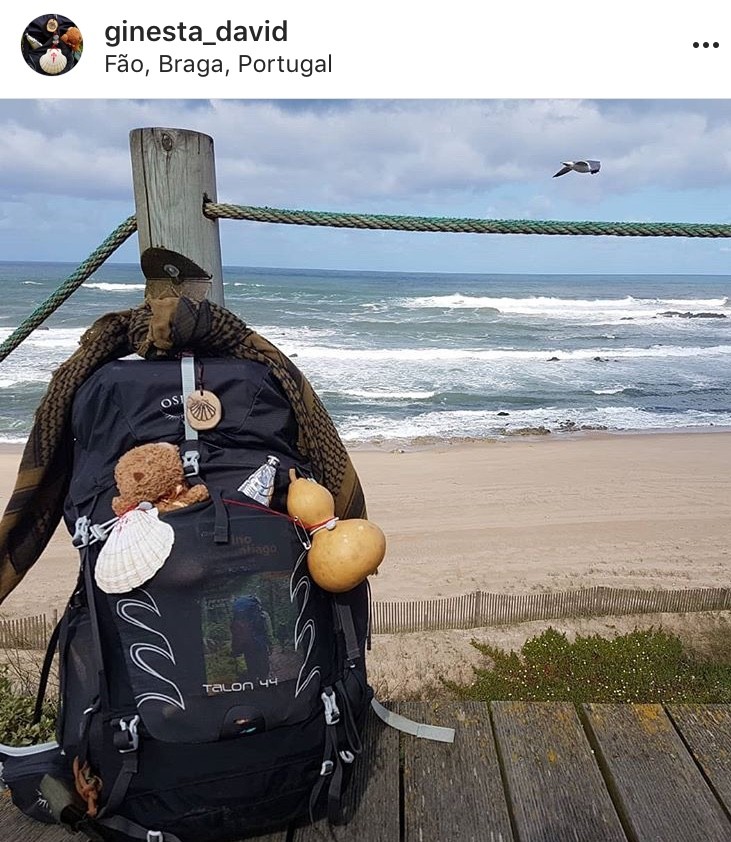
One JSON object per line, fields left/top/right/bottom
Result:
{"left": 185, "top": 389, "right": 222, "bottom": 431}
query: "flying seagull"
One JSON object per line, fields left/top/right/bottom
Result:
{"left": 553, "top": 160, "right": 601, "bottom": 178}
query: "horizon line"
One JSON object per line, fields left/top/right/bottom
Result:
{"left": 0, "top": 260, "right": 729, "bottom": 279}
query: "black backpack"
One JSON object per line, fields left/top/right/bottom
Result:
{"left": 3, "top": 355, "right": 371, "bottom": 841}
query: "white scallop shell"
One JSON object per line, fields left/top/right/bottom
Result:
{"left": 39, "top": 48, "right": 67, "bottom": 75}
{"left": 94, "top": 506, "right": 175, "bottom": 594}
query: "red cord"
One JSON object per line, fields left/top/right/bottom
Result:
{"left": 222, "top": 497, "right": 298, "bottom": 523}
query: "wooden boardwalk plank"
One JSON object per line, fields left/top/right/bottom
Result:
{"left": 491, "top": 701, "right": 627, "bottom": 842}
{"left": 293, "top": 707, "right": 399, "bottom": 840}
{"left": 666, "top": 705, "right": 731, "bottom": 819}
{"left": 583, "top": 703, "right": 731, "bottom": 842}
{"left": 401, "top": 701, "right": 514, "bottom": 842}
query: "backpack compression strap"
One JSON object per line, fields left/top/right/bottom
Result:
{"left": 92, "top": 814, "right": 183, "bottom": 842}
{"left": 370, "top": 697, "right": 455, "bottom": 743}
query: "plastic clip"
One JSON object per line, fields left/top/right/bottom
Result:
{"left": 182, "top": 450, "right": 200, "bottom": 477}
{"left": 113, "top": 714, "right": 140, "bottom": 753}
{"left": 321, "top": 688, "right": 340, "bottom": 726}
{"left": 71, "top": 517, "right": 90, "bottom": 549}
{"left": 147, "top": 833, "right": 164, "bottom": 842}
{"left": 320, "top": 760, "right": 334, "bottom": 776}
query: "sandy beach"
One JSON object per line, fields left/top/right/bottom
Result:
{"left": 0, "top": 430, "right": 729, "bottom": 621}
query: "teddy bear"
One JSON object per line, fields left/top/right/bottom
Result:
{"left": 111, "top": 442, "right": 209, "bottom": 516}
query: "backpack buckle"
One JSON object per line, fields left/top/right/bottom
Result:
{"left": 321, "top": 688, "right": 340, "bottom": 726}
{"left": 320, "top": 760, "right": 334, "bottom": 776}
{"left": 113, "top": 714, "right": 140, "bottom": 753}
{"left": 74, "top": 515, "right": 119, "bottom": 548}
{"left": 182, "top": 450, "right": 200, "bottom": 477}
{"left": 72, "top": 517, "right": 90, "bottom": 548}
{"left": 147, "top": 833, "right": 164, "bottom": 842}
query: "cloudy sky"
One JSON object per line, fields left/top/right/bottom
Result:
{"left": 2, "top": 99, "right": 731, "bottom": 274}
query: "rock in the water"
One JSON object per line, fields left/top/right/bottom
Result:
{"left": 497, "top": 411, "right": 509, "bottom": 416}
{"left": 547, "top": 356, "right": 560, "bottom": 362}
{"left": 658, "top": 310, "right": 726, "bottom": 319}
{"left": 558, "top": 420, "right": 579, "bottom": 432}
{"left": 506, "top": 426, "right": 551, "bottom": 436}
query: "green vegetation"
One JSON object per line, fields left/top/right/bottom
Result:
{"left": 3, "top": 623, "right": 731, "bottom": 744}
{"left": 449, "top": 627, "right": 731, "bottom": 704}
{"left": 0, "top": 665, "right": 57, "bottom": 745}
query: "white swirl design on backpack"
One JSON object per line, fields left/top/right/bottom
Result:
{"left": 290, "top": 550, "right": 320, "bottom": 697}
{"left": 116, "top": 590, "right": 186, "bottom": 711}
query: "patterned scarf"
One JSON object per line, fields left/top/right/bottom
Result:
{"left": 0, "top": 297, "right": 366, "bottom": 604}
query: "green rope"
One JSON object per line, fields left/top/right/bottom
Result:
{"left": 0, "top": 216, "right": 137, "bottom": 364}
{"left": 205, "top": 202, "right": 731, "bottom": 239}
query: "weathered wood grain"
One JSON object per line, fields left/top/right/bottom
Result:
{"left": 583, "top": 703, "right": 731, "bottom": 842}
{"left": 491, "top": 701, "right": 626, "bottom": 842}
{"left": 666, "top": 705, "right": 731, "bottom": 819}
{"left": 4, "top": 703, "right": 731, "bottom": 841}
{"left": 130, "top": 127, "right": 224, "bottom": 304}
{"left": 292, "top": 706, "right": 399, "bottom": 841}
{"left": 401, "top": 701, "right": 514, "bottom": 842}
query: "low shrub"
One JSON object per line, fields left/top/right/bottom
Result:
{"left": 449, "top": 626, "right": 731, "bottom": 704}
{"left": 0, "top": 664, "right": 57, "bottom": 745}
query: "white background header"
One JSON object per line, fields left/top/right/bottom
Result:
{"left": 5, "top": 1, "right": 730, "bottom": 98}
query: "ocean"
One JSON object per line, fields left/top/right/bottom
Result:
{"left": 1, "top": 262, "right": 730, "bottom": 444}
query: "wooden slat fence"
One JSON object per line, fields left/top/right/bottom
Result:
{"left": 1, "top": 587, "right": 729, "bottom": 647}
{"left": 371, "top": 586, "right": 731, "bottom": 634}
{"left": 0, "top": 610, "right": 58, "bottom": 650}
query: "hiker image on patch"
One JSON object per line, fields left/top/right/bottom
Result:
{"left": 202, "top": 572, "right": 306, "bottom": 693}
{"left": 230, "top": 595, "right": 272, "bottom": 682}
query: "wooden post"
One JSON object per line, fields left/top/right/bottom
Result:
{"left": 130, "top": 127, "right": 225, "bottom": 305}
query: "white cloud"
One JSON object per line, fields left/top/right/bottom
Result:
{"left": 2, "top": 100, "right": 731, "bottom": 208}
{"left": 2, "top": 100, "right": 731, "bottom": 270}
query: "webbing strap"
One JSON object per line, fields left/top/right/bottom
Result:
{"left": 98, "top": 752, "right": 138, "bottom": 819}
{"left": 81, "top": 543, "right": 109, "bottom": 712}
{"left": 33, "top": 617, "right": 62, "bottom": 724}
{"left": 334, "top": 679, "right": 363, "bottom": 756}
{"left": 370, "top": 697, "right": 455, "bottom": 743}
{"left": 97, "top": 814, "right": 183, "bottom": 842}
{"left": 180, "top": 355, "right": 197, "bottom": 442}
{"left": 211, "top": 487, "right": 230, "bottom": 544}
{"left": 334, "top": 600, "right": 361, "bottom": 663}
{"left": 308, "top": 723, "right": 338, "bottom": 824}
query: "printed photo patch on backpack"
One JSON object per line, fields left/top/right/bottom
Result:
{"left": 201, "top": 572, "right": 306, "bottom": 694}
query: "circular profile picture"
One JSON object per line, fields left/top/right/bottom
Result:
{"left": 21, "top": 14, "right": 83, "bottom": 76}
